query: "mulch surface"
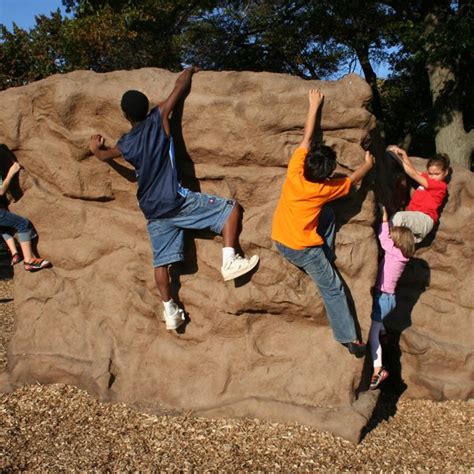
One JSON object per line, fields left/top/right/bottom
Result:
{"left": 0, "top": 279, "right": 472, "bottom": 471}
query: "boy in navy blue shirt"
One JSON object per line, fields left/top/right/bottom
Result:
{"left": 89, "top": 67, "right": 259, "bottom": 330}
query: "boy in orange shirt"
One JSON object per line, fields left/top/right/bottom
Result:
{"left": 271, "top": 89, "right": 374, "bottom": 357}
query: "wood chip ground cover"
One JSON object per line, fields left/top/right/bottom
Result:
{"left": 0, "top": 280, "right": 472, "bottom": 471}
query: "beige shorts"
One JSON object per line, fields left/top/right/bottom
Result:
{"left": 391, "top": 211, "right": 434, "bottom": 243}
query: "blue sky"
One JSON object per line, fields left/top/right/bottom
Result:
{"left": 0, "top": 0, "right": 391, "bottom": 78}
{"left": 0, "top": 0, "right": 67, "bottom": 30}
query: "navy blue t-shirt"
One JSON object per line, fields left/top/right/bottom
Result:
{"left": 117, "top": 107, "right": 188, "bottom": 220}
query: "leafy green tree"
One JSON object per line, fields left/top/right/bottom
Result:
{"left": 0, "top": 0, "right": 471, "bottom": 166}
{"left": 182, "top": 1, "right": 346, "bottom": 79}
{"left": 182, "top": 0, "right": 391, "bottom": 120}
{"left": 388, "top": 0, "right": 473, "bottom": 167}
{"left": 60, "top": 0, "right": 210, "bottom": 71}
{"left": 0, "top": 0, "right": 210, "bottom": 90}
{"left": 184, "top": 0, "right": 472, "bottom": 166}
{"left": 0, "top": 12, "right": 66, "bottom": 89}
{"left": 379, "top": 62, "right": 435, "bottom": 157}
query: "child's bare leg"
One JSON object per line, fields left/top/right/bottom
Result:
{"left": 220, "top": 203, "right": 259, "bottom": 280}
{"left": 3, "top": 237, "right": 18, "bottom": 256}
{"left": 222, "top": 203, "right": 241, "bottom": 248}
{"left": 18, "top": 240, "right": 35, "bottom": 262}
{"left": 155, "top": 265, "right": 185, "bottom": 330}
{"left": 154, "top": 266, "right": 172, "bottom": 302}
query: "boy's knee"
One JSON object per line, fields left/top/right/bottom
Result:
{"left": 230, "top": 201, "right": 242, "bottom": 218}
{"left": 154, "top": 266, "right": 169, "bottom": 280}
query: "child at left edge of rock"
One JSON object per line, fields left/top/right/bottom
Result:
{"left": 0, "top": 146, "right": 52, "bottom": 272}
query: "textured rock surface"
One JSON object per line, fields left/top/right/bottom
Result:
{"left": 0, "top": 69, "right": 471, "bottom": 442}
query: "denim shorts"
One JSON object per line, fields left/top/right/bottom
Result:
{"left": 147, "top": 191, "right": 236, "bottom": 267}
{"left": 0, "top": 208, "right": 36, "bottom": 242}
{"left": 371, "top": 290, "right": 396, "bottom": 322}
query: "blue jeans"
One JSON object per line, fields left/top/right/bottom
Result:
{"left": 275, "top": 207, "right": 357, "bottom": 343}
{"left": 371, "top": 290, "right": 396, "bottom": 322}
{"left": 0, "top": 208, "right": 36, "bottom": 242}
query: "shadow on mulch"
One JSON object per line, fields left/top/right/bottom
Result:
{"left": 360, "top": 389, "right": 405, "bottom": 441}
{"left": 0, "top": 266, "right": 13, "bottom": 280}
{"left": 0, "top": 260, "right": 13, "bottom": 280}
{"left": 0, "top": 240, "right": 13, "bottom": 280}
{"left": 360, "top": 330, "right": 408, "bottom": 442}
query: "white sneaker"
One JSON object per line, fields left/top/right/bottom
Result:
{"left": 221, "top": 254, "right": 259, "bottom": 281}
{"left": 163, "top": 307, "right": 186, "bottom": 330}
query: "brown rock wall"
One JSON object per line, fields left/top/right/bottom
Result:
{"left": 0, "top": 69, "right": 471, "bottom": 442}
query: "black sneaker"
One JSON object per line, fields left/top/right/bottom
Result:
{"left": 345, "top": 341, "right": 366, "bottom": 358}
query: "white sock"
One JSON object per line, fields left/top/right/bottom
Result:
{"left": 163, "top": 299, "right": 176, "bottom": 315}
{"left": 222, "top": 247, "right": 235, "bottom": 264}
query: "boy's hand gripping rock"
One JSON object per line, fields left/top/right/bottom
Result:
{"left": 89, "top": 134, "right": 105, "bottom": 154}
{"left": 308, "top": 88, "right": 323, "bottom": 110}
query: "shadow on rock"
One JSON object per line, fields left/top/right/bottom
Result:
{"left": 361, "top": 256, "right": 430, "bottom": 438}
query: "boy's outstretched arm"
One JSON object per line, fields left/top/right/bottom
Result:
{"left": 387, "top": 145, "right": 428, "bottom": 188}
{"left": 298, "top": 88, "right": 323, "bottom": 149}
{"left": 349, "top": 150, "right": 374, "bottom": 184}
{"left": 160, "top": 66, "right": 200, "bottom": 136}
{"left": 89, "top": 134, "right": 122, "bottom": 161}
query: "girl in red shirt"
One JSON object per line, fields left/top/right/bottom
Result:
{"left": 388, "top": 146, "right": 450, "bottom": 243}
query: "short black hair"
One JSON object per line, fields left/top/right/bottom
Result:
{"left": 120, "top": 90, "right": 149, "bottom": 122}
{"left": 303, "top": 144, "right": 337, "bottom": 182}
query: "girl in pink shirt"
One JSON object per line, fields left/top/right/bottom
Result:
{"left": 369, "top": 206, "right": 415, "bottom": 389}
{"left": 388, "top": 146, "right": 450, "bottom": 243}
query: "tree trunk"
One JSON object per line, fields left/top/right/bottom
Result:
{"left": 423, "top": 9, "right": 473, "bottom": 169}
{"left": 426, "top": 62, "right": 473, "bottom": 169}
{"left": 355, "top": 46, "right": 384, "bottom": 122}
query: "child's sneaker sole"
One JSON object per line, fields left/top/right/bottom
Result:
{"left": 24, "top": 259, "right": 51, "bottom": 272}
{"left": 221, "top": 254, "right": 259, "bottom": 281}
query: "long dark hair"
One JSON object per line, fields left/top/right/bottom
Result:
{"left": 427, "top": 153, "right": 450, "bottom": 171}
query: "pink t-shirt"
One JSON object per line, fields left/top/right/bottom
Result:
{"left": 375, "top": 222, "right": 409, "bottom": 294}
{"left": 407, "top": 173, "right": 447, "bottom": 222}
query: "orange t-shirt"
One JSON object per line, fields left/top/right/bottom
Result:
{"left": 271, "top": 147, "right": 351, "bottom": 249}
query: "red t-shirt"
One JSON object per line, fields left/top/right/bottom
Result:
{"left": 406, "top": 173, "right": 447, "bottom": 222}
